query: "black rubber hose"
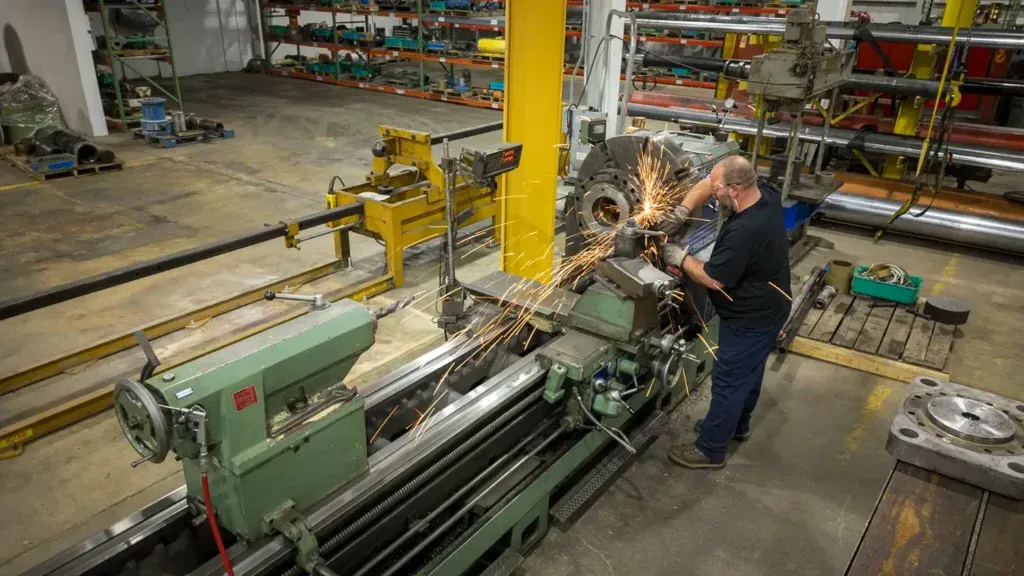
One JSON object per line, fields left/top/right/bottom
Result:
{"left": 279, "top": 388, "right": 544, "bottom": 576}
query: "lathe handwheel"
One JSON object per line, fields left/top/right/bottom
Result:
{"left": 113, "top": 378, "right": 170, "bottom": 464}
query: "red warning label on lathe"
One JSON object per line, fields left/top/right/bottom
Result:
{"left": 232, "top": 384, "right": 258, "bottom": 412}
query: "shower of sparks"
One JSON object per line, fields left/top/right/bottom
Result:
{"left": 369, "top": 404, "right": 399, "bottom": 444}
{"left": 399, "top": 143, "right": 703, "bottom": 425}
{"left": 768, "top": 281, "right": 792, "bottom": 301}
{"left": 697, "top": 333, "right": 718, "bottom": 360}
{"left": 715, "top": 286, "right": 734, "bottom": 303}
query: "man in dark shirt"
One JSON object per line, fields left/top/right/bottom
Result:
{"left": 660, "top": 155, "right": 792, "bottom": 469}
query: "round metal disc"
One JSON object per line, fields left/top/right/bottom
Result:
{"left": 925, "top": 396, "right": 1016, "bottom": 445}
{"left": 113, "top": 378, "right": 171, "bottom": 463}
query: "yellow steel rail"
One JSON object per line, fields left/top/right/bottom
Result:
{"left": 0, "top": 261, "right": 349, "bottom": 396}
{"left": 500, "top": 0, "right": 567, "bottom": 283}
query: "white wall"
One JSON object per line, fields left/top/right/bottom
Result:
{"left": 0, "top": 0, "right": 107, "bottom": 136}
{"left": 87, "top": 0, "right": 256, "bottom": 79}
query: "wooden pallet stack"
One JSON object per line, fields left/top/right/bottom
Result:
{"left": 796, "top": 293, "right": 957, "bottom": 376}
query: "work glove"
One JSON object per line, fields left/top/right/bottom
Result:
{"left": 657, "top": 205, "right": 692, "bottom": 237}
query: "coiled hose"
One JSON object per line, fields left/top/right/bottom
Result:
{"left": 280, "top": 388, "right": 543, "bottom": 576}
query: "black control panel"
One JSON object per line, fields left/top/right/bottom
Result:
{"left": 461, "top": 143, "right": 523, "bottom": 180}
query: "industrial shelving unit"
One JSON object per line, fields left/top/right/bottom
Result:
{"left": 259, "top": 1, "right": 804, "bottom": 110}
{"left": 86, "top": 0, "right": 184, "bottom": 131}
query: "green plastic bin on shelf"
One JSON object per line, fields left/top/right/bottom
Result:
{"left": 850, "top": 265, "right": 923, "bottom": 304}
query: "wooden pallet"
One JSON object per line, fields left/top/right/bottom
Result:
{"left": 0, "top": 150, "right": 125, "bottom": 182}
{"left": 132, "top": 128, "right": 235, "bottom": 148}
{"left": 798, "top": 293, "right": 956, "bottom": 373}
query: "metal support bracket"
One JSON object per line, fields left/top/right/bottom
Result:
{"left": 266, "top": 503, "right": 321, "bottom": 574}
{"left": 283, "top": 221, "right": 301, "bottom": 250}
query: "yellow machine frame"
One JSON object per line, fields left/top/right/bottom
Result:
{"left": 325, "top": 125, "right": 501, "bottom": 288}
{"left": 882, "top": 0, "right": 974, "bottom": 179}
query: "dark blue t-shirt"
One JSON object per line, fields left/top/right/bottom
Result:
{"left": 703, "top": 182, "right": 792, "bottom": 329}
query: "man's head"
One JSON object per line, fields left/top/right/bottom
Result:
{"left": 708, "top": 155, "right": 758, "bottom": 212}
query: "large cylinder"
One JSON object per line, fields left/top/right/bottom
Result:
{"left": 629, "top": 15, "right": 1024, "bottom": 49}
{"left": 818, "top": 193, "right": 1024, "bottom": 255}
{"left": 640, "top": 54, "right": 1021, "bottom": 99}
{"left": 625, "top": 104, "right": 1024, "bottom": 173}
{"left": 33, "top": 127, "right": 115, "bottom": 164}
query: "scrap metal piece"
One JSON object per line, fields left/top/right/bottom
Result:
{"left": 923, "top": 295, "right": 971, "bottom": 326}
{"left": 887, "top": 376, "right": 1024, "bottom": 499}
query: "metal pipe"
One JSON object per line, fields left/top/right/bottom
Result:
{"left": 376, "top": 424, "right": 567, "bottom": 576}
{"left": 629, "top": 16, "right": 1024, "bottom": 49}
{"left": 607, "top": 9, "right": 638, "bottom": 130}
{"left": 815, "top": 88, "right": 839, "bottom": 175}
{"left": 819, "top": 192, "right": 1024, "bottom": 255}
{"left": 777, "top": 266, "right": 824, "bottom": 354}
{"left": 429, "top": 121, "right": 503, "bottom": 145}
{"left": 0, "top": 202, "right": 365, "bottom": 320}
{"left": 351, "top": 419, "right": 561, "bottom": 576}
{"left": 781, "top": 109, "right": 802, "bottom": 199}
{"left": 626, "top": 103, "right": 1024, "bottom": 173}
{"left": 640, "top": 54, "right": 960, "bottom": 99}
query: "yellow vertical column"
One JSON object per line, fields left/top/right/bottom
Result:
{"left": 715, "top": 33, "right": 737, "bottom": 100}
{"left": 500, "top": 0, "right": 567, "bottom": 284}
{"left": 882, "top": 0, "right": 977, "bottom": 178}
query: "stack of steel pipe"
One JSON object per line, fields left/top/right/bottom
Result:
{"left": 626, "top": 104, "right": 1024, "bottom": 255}
{"left": 32, "top": 127, "right": 116, "bottom": 164}
{"left": 638, "top": 54, "right": 1024, "bottom": 99}
{"left": 627, "top": 13, "right": 1024, "bottom": 49}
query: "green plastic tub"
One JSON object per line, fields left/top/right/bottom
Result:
{"left": 851, "top": 265, "right": 922, "bottom": 304}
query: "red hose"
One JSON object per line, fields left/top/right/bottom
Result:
{"left": 201, "top": 472, "right": 236, "bottom": 576}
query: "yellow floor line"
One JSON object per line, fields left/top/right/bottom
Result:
{"left": 0, "top": 180, "right": 40, "bottom": 193}
{"left": 0, "top": 157, "right": 159, "bottom": 193}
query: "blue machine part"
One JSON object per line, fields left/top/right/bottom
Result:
{"left": 141, "top": 118, "right": 171, "bottom": 136}
{"left": 782, "top": 199, "right": 816, "bottom": 231}
{"left": 446, "top": 0, "right": 472, "bottom": 9}
{"left": 488, "top": 80, "right": 504, "bottom": 91}
{"left": 139, "top": 97, "right": 166, "bottom": 122}
{"left": 426, "top": 41, "right": 447, "bottom": 51}
{"left": 455, "top": 76, "right": 471, "bottom": 93}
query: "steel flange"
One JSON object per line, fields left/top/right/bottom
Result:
{"left": 887, "top": 376, "right": 1024, "bottom": 499}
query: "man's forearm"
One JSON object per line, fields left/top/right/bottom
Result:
{"left": 681, "top": 254, "right": 723, "bottom": 290}
{"left": 681, "top": 177, "right": 713, "bottom": 215}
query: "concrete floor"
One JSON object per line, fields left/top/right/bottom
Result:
{"left": 1, "top": 72, "right": 1022, "bottom": 575}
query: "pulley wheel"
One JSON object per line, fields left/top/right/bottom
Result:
{"left": 113, "top": 378, "right": 171, "bottom": 463}
{"left": 926, "top": 396, "right": 1016, "bottom": 445}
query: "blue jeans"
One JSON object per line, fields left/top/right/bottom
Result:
{"left": 696, "top": 318, "right": 782, "bottom": 463}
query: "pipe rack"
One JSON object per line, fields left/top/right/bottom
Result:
{"left": 626, "top": 104, "right": 1024, "bottom": 173}
{"left": 629, "top": 14, "right": 1024, "bottom": 49}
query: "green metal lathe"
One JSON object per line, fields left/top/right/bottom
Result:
{"left": 33, "top": 129, "right": 731, "bottom": 576}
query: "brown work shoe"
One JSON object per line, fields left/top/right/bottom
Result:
{"left": 667, "top": 442, "right": 726, "bottom": 469}
{"left": 693, "top": 419, "right": 752, "bottom": 442}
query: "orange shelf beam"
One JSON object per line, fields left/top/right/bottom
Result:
{"left": 269, "top": 67, "right": 504, "bottom": 109}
